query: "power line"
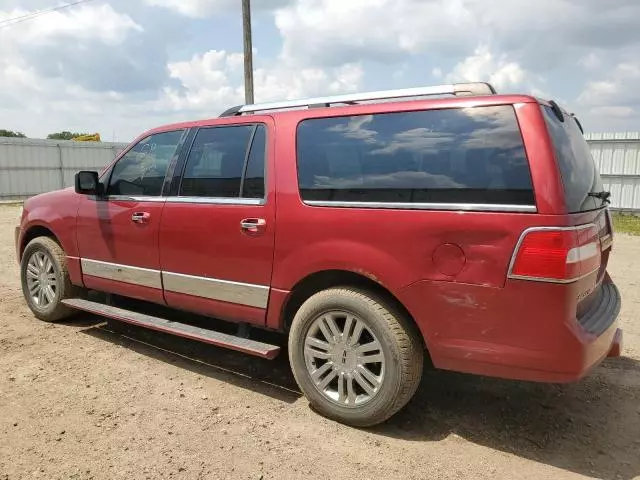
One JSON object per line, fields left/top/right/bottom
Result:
{"left": 0, "top": 0, "right": 97, "bottom": 30}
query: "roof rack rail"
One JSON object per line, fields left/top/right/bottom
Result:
{"left": 219, "top": 82, "right": 496, "bottom": 117}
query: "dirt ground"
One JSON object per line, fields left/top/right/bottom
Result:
{"left": 0, "top": 204, "right": 638, "bottom": 480}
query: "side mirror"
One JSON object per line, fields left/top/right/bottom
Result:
{"left": 75, "top": 171, "right": 103, "bottom": 196}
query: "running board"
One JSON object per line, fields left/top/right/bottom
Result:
{"left": 62, "top": 298, "right": 280, "bottom": 360}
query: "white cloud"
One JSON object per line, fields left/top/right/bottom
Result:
{"left": 145, "top": 0, "right": 232, "bottom": 17}
{"left": 0, "top": 3, "right": 162, "bottom": 139}
{"left": 444, "top": 46, "right": 527, "bottom": 92}
{"left": 273, "top": 0, "right": 640, "bottom": 73}
{"left": 579, "top": 52, "right": 601, "bottom": 70}
{"left": 578, "top": 63, "right": 640, "bottom": 107}
{"left": 274, "top": 0, "right": 476, "bottom": 66}
{"left": 162, "top": 49, "right": 363, "bottom": 113}
{"left": 588, "top": 106, "right": 634, "bottom": 119}
{"left": 577, "top": 62, "right": 640, "bottom": 131}
{"left": 144, "top": 0, "right": 292, "bottom": 17}
{"left": 0, "top": 4, "right": 142, "bottom": 45}
{"left": 256, "top": 62, "right": 363, "bottom": 101}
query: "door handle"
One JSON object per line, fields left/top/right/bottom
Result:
{"left": 131, "top": 212, "right": 151, "bottom": 224}
{"left": 240, "top": 218, "right": 266, "bottom": 234}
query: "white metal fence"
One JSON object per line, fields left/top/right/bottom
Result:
{"left": 585, "top": 133, "right": 640, "bottom": 213}
{"left": 0, "top": 138, "right": 127, "bottom": 200}
{"left": 1, "top": 134, "right": 640, "bottom": 211}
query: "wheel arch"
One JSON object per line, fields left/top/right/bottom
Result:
{"left": 19, "top": 224, "right": 59, "bottom": 260}
{"left": 280, "top": 269, "right": 426, "bottom": 350}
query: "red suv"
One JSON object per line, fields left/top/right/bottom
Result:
{"left": 15, "top": 82, "right": 622, "bottom": 426}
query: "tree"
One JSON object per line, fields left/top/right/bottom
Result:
{"left": 0, "top": 129, "right": 26, "bottom": 138}
{"left": 47, "top": 131, "right": 90, "bottom": 140}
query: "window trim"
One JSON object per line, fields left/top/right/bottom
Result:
{"left": 294, "top": 106, "right": 537, "bottom": 212}
{"left": 175, "top": 123, "right": 268, "bottom": 204}
{"left": 102, "top": 129, "right": 187, "bottom": 200}
{"left": 304, "top": 200, "right": 536, "bottom": 213}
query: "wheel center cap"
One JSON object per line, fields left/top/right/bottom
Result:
{"left": 332, "top": 344, "right": 357, "bottom": 372}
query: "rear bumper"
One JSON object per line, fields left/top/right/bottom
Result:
{"left": 399, "top": 276, "right": 622, "bottom": 383}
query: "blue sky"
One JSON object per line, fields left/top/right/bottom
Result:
{"left": 0, "top": 0, "right": 639, "bottom": 141}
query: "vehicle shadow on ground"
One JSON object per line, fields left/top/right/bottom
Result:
{"left": 72, "top": 310, "right": 639, "bottom": 480}
{"left": 375, "top": 356, "right": 640, "bottom": 480}
{"left": 78, "top": 316, "right": 301, "bottom": 404}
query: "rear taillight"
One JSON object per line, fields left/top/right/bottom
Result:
{"left": 509, "top": 225, "right": 601, "bottom": 283}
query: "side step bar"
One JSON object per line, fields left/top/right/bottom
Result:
{"left": 62, "top": 298, "right": 281, "bottom": 360}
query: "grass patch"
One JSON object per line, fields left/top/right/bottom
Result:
{"left": 612, "top": 214, "right": 640, "bottom": 236}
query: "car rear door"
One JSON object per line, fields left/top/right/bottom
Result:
{"left": 75, "top": 129, "right": 187, "bottom": 304}
{"left": 158, "top": 120, "right": 275, "bottom": 326}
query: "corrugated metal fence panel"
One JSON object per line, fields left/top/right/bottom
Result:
{"left": 0, "top": 138, "right": 127, "bottom": 200}
{"left": 585, "top": 132, "right": 640, "bottom": 212}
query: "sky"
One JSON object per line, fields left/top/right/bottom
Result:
{"left": 0, "top": 0, "right": 639, "bottom": 142}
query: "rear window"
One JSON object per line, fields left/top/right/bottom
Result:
{"left": 541, "top": 105, "right": 605, "bottom": 212}
{"left": 296, "top": 106, "right": 534, "bottom": 207}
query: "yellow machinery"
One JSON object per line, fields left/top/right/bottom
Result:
{"left": 72, "top": 133, "right": 101, "bottom": 142}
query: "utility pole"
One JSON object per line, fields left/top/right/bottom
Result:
{"left": 242, "top": 0, "right": 254, "bottom": 104}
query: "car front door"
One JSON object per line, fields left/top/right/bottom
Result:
{"left": 158, "top": 122, "right": 275, "bottom": 326}
{"left": 75, "top": 129, "right": 187, "bottom": 304}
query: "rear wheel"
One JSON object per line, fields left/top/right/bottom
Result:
{"left": 288, "top": 287, "right": 423, "bottom": 427}
{"left": 20, "top": 236, "right": 82, "bottom": 322}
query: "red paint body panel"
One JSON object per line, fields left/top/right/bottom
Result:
{"left": 76, "top": 196, "right": 165, "bottom": 304}
{"left": 514, "top": 102, "right": 566, "bottom": 214}
{"left": 17, "top": 188, "right": 83, "bottom": 286}
{"left": 266, "top": 288, "right": 290, "bottom": 330}
{"left": 66, "top": 256, "right": 84, "bottom": 287}
{"left": 82, "top": 276, "right": 162, "bottom": 304}
{"left": 158, "top": 202, "right": 275, "bottom": 325}
{"left": 18, "top": 188, "right": 80, "bottom": 259}
{"left": 163, "top": 291, "right": 265, "bottom": 325}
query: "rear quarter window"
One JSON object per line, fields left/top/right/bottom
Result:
{"left": 541, "top": 105, "right": 605, "bottom": 212}
{"left": 296, "top": 105, "right": 535, "bottom": 208}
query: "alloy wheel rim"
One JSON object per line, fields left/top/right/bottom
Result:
{"left": 304, "top": 311, "right": 385, "bottom": 408}
{"left": 25, "top": 251, "right": 58, "bottom": 308}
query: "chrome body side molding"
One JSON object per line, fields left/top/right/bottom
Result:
{"left": 162, "top": 271, "right": 269, "bottom": 309}
{"left": 81, "top": 258, "right": 162, "bottom": 289}
{"left": 79, "top": 258, "right": 269, "bottom": 309}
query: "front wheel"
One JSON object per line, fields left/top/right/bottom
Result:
{"left": 20, "top": 236, "right": 82, "bottom": 322}
{"left": 288, "top": 287, "right": 424, "bottom": 427}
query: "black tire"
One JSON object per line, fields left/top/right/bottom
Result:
{"left": 20, "top": 236, "right": 83, "bottom": 322}
{"left": 288, "top": 287, "right": 423, "bottom": 427}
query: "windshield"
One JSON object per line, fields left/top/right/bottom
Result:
{"left": 541, "top": 105, "right": 606, "bottom": 212}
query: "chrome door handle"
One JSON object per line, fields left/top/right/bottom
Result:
{"left": 240, "top": 218, "right": 266, "bottom": 234}
{"left": 131, "top": 212, "right": 151, "bottom": 224}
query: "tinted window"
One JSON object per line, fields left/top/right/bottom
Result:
{"left": 180, "top": 125, "right": 254, "bottom": 198}
{"left": 242, "top": 125, "right": 266, "bottom": 199}
{"left": 541, "top": 106, "right": 604, "bottom": 212}
{"left": 296, "top": 106, "right": 534, "bottom": 205}
{"left": 109, "top": 130, "right": 183, "bottom": 196}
